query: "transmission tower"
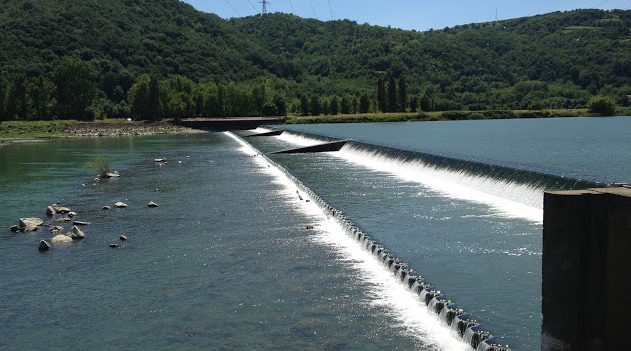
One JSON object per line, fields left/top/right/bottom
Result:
{"left": 260, "top": 0, "right": 268, "bottom": 16}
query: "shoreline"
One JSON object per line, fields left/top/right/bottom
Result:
{"left": 0, "top": 120, "right": 204, "bottom": 143}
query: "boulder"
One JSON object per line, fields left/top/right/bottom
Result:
{"left": 52, "top": 206, "right": 71, "bottom": 214}
{"left": 148, "top": 201, "right": 158, "bottom": 207}
{"left": 19, "top": 218, "right": 44, "bottom": 232}
{"left": 120, "top": 235, "right": 128, "bottom": 241}
{"left": 68, "top": 226, "right": 85, "bottom": 240}
{"left": 46, "top": 206, "right": 56, "bottom": 216}
{"left": 10, "top": 225, "right": 20, "bottom": 232}
{"left": 68, "top": 212, "right": 77, "bottom": 218}
{"left": 114, "top": 202, "right": 128, "bottom": 208}
{"left": 51, "top": 234, "right": 72, "bottom": 243}
{"left": 50, "top": 226, "right": 64, "bottom": 234}
{"left": 103, "top": 205, "right": 111, "bottom": 210}
{"left": 39, "top": 240, "right": 51, "bottom": 251}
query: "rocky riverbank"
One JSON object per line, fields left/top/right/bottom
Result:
{"left": 0, "top": 120, "right": 204, "bottom": 143}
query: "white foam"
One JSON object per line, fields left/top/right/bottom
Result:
{"left": 226, "top": 131, "right": 468, "bottom": 351}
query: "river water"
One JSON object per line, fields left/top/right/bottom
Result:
{"left": 1, "top": 117, "right": 629, "bottom": 350}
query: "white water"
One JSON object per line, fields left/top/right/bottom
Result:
{"left": 275, "top": 131, "right": 543, "bottom": 223}
{"left": 228, "top": 131, "right": 469, "bottom": 351}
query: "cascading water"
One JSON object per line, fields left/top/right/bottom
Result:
{"left": 228, "top": 130, "right": 524, "bottom": 350}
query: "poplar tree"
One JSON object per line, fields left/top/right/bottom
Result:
{"left": 387, "top": 76, "right": 397, "bottom": 112}
{"left": 52, "top": 58, "right": 97, "bottom": 120}
{"left": 398, "top": 76, "right": 407, "bottom": 112}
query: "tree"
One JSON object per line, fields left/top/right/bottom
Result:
{"left": 587, "top": 95, "right": 616, "bottom": 116}
{"left": 388, "top": 76, "right": 397, "bottom": 112}
{"left": 273, "top": 94, "right": 286, "bottom": 116}
{"left": 52, "top": 58, "right": 98, "bottom": 120}
{"left": 310, "top": 96, "right": 321, "bottom": 116}
{"left": 410, "top": 96, "right": 418, "bottom": 112}
{"left": 377, "top": 78, "right": 386, "bottom": 113}
{"left": 359, "top": 94, "right": 369, "bottom": 114}
{"left": 27, "top": 76, "right": 52, "bottom": 120}
{"left": 330, "top": 96, "right": 339, "bottom": 115}
{"left": 7, "top": 74, "right": 28, "bottom": 120}
{"left": 300, "top": 95, "right": 309, "bottom": 116}
{"left": 0, "top": 68, "right": 8, "bottom": 121}
{"left": 398, "top": 76, "right": 407, "bottom": 112}
{"left": 128, "top": 74, "right": 151, "bottom": 120}
{"left": 340, "top": 95, "right": 350, "bottom": 114}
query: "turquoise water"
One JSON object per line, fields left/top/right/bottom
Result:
{"left": 2, "top": 117, "right": 627, "bottom": 351}
{"left": 1, "top": 134, "right": 456, "bottom": 350}
{"left": 282, "top": 117, "right": 631, "bottom": 184}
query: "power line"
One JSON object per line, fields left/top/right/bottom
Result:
{"left": 223, "top": 0, "right": 241, "bottom": 16}
{"left": 244, "top": 0, "right": 258, "bottom": 13}
{"left": 327, "top": 0, "right": 334, "bottom": 20}
{"left": 260, "top": 0, "right": 268, "bottom": 16}
{"left": 287, "top": 0, "right": 296, "bottom": 15}
{"left": 307, "top": 0, "right": 317, "bottom": 18}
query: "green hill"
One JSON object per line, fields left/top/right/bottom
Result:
{"left": 0, "top": 0, "right": 629, "bottom": 120}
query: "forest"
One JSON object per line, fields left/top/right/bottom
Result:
{"left": 0, "top": 0, "right": 630, "bottom": 121}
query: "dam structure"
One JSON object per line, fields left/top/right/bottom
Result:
{"left": 231, "top": 130, "right": 511, "bottom": 350}
{"left": 235, "top": 123, "right": 627, "bottom": 351}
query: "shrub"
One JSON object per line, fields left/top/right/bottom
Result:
{"left": 86, "top": 154, "right": 111, "bottom": 176}
{"left": 587, "top": 95, "right": 616, "bottom": 116}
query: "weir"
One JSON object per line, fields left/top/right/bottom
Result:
{"left": 231, "top": 130, "right": 513, "bottom": 351}
{"left": 269, "top": 140, "right": 348, "bottom": 154}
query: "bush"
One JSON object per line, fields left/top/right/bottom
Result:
{"left": 86, "top": 154, "right": 112, "bottom": 176}
{"left": 587, "top": 95, "right": 616, "bottom": 116}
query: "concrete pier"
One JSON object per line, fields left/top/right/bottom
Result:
{"left": 542, "top": 187, "right": 631, "bottom": 351}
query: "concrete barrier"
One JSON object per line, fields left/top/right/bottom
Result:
{"left": 542, "top": 187, "right": 631, "bottom": 350}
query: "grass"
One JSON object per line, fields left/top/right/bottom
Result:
{"left": 0, "top": 120, "right": 77, "bottom": 139}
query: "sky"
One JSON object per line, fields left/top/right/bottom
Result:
{"left": 181, "top": 0, "right": 630, "bottom": 31}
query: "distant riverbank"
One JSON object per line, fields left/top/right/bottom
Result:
{"left": 0, "top": 119, "right": 202, "bottom": 143}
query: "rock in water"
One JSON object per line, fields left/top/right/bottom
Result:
{"left": 50, "top": 226, "right": 64, "bottom": 234}
{"left": 114, "top": 202, "right": 128, "bottom": 208}
{"left": 54, "top": 217, "right": 71, "bottom": 223}
{"left": 68, "top": 212, "right": 77, "bottom": 218}
{"left": 39, "top": 240, "right": 51, "bottom": 251}
{"left": 306, "top": 225, "right": 315, "bottom": 230}
{"left": 105, "top": 171, "right": 120, "bottom": 178}
{"left": 10, "top": 225, "right": 20, "bottom": 232}
{"left": 148, "top": 201, "right": 158, "bottom": 207}
{"left": 19, "top": 218, "right": 44, "bottom": 232}
{"left": 69, "top": 226, "right": 85, "bottom": 240}
{"left": 109, "top": 244, "right": 119, "bottom": 248}
{"left": 51, "top": 234, "right": 72, "bottom": 243}
{"left": 103, "top": 205, "right": 111, "bottom": 210}
{"left": 46, "top": 206, "right": 56, "bottom": 216}
{"left": 52, "top": 206, "right": 71, "bottom": 214}
{"left": 73, "top": 221, "right": 90, "bottom": 226}
{"left": 120, "top": 235, "right": 128, "bottom": 241}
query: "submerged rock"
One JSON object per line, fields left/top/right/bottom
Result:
{"left": 114, "top": 202, "right": 128, "bottom": 208}
{"left": 148, "top": 201, "right": 158, "bottom": 207}
{"left": 50, "top": 226, "right": 64, "bottom": 234}
{"left": 51, "top": 234, "right": 72, "bottom": 243}
{"left": 39, "top": 240, "right": 51, "bottom": 251}
{"left": 109, "top": 243, "right": 119, "bottom": 248}
{"left": 105, "top": 171, "right": 120, "bottom": 178}
{"left": 54, "top": 217, "right": 71, "bottom": 223}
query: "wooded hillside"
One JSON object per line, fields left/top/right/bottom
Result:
{"left": 0, "top": 0, "right": 629, "bottom": 120}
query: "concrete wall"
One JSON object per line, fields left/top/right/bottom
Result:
{"left": 542, "top": 187, "right": 631, "bottom": 351}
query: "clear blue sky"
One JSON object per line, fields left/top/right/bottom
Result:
{"left": 182, "top": 0, "right": 630, "bottom": 31}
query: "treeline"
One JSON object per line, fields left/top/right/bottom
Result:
{"left": 1, "top": 0, "right": 630, "bottom": 120}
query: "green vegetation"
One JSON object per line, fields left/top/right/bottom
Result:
{"left": 0, "top": 0, "right": 629, "bottom": 121}
{"left": 86, "top": 154, "right": 112, "bottom": 177}
{"left": 587, "top": 95, "right": 617, "bottom": 115}
{"left": 0, "top": 120, "right": 75, "bottom": 139}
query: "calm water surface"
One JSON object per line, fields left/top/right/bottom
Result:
{"left": 1, "top": 134, "right": 454, "bottom": 350}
